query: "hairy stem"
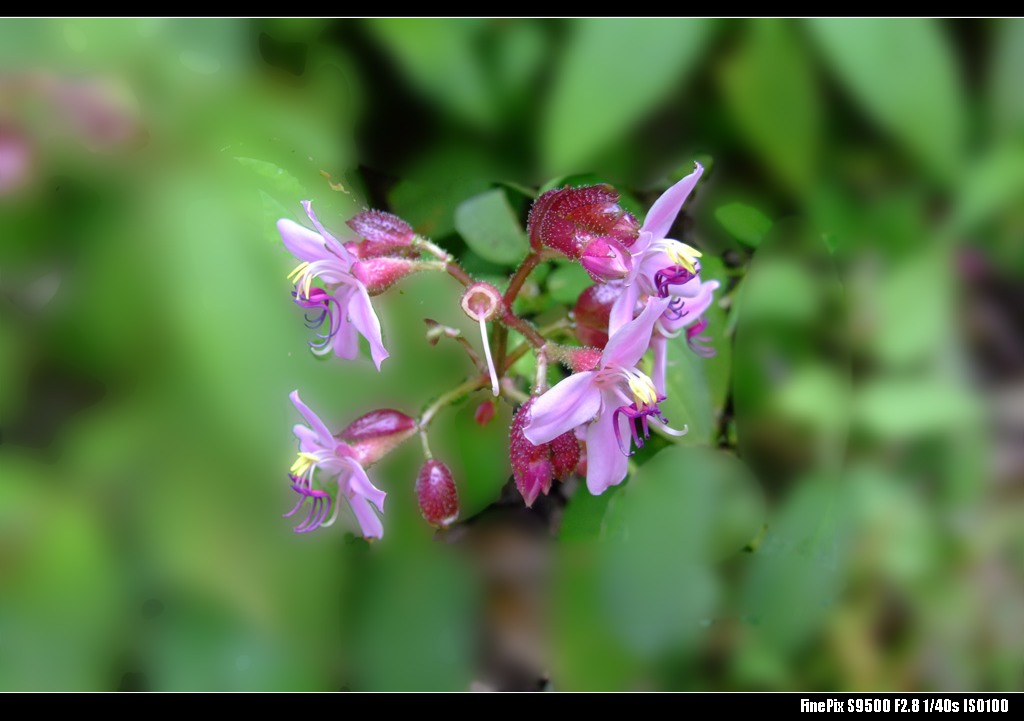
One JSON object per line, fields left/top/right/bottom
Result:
{"left": 419, "top": 374, "right": 489, "bottom": 430}
{"left": 503, "top": 251, "right": 541, "bottom": 306}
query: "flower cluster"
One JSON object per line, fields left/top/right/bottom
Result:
{"left": 275, "top": 162, "right": 717, "bottom": 541}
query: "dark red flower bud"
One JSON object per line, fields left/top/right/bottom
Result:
{"left": 416, "top": 459, "right": 459, "bottom": 528}
{"left": 346, "top": 210, "right": 415, "bottom": 257}
{"left": 336, "top": 409, "right": 417, "bottom": 467}
{"left": 474, "top": 400, "right": 495, "bottom": 427}
{"left": 509, "top": 398, "right": 580, "bottom": 507}
{"left": 355, "top": 257, "right": 425, "bottom": 295}
{"left": 573, "top": 283, "right": 617, "bottom": 348}
{"left": 527, "top": 184, "right": 640, "bottom": 259}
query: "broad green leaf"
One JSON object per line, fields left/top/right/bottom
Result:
{"left": 807, "top": 18, "right": 965, "bottom": 183}
{"left": 546, "top": 262, "right": 592, "bottom": 305}
{"left": 741, "top": 475, "right": 851, "bottom": 654}
{"left": 855, "top": 375, "right": 981, "bottom": 440}
{"left": 719, "top": 19, "right": 821, "bottom": 196}
{"left": 367, "top": 19, "right": 496, "bottom": 129}
{"left": 454, "top": 189, "right": 530, "bottom": 266}
{"left": 234, "top": 157, "right": 307, "bottom": 202}
{"left": 543, "top": 18, "right": 714, "bottom": 174}
{"left": 951, "top": 141, "right": 1024, "bottom": 235}
{"left": 658, "top": 340, "right": 715, "bottom": 445}
{"left": 715, "top": 201, "right": 773, "bottom": 247}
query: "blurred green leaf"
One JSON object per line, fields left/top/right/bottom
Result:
{"left": 870, "top": 249, "right": 951, "bottom": 367}
{"left": 234, "top": 157, "right": 307, "bottom": 203}
{"left": 735, "top": 257, "right": 820, "bottom": 324}
{"left": 988, "top": 18, "right": 1024, "bottom": 138}
{"left": 388, "top": 147, "right": 496, "bottom": 238}
{"left": 599, "top": 447, "right": 762, "bottom": 656}
{"left": 855, "top": 374, "right": 981, "bottom": 440}
{"left": 658, "top": 340, "right": 715, "bottom": 446}
{"left": 773, "top": 364, "right": 850, "bottom": 437}
{"left": 367, "top": 19, "right": 496, "bottom": 129}
{"left": 546, "top": 262, "right": 592, "bottom": 305}
{"left": 807, "top": 18, "right": 965, "bottom": 183}
{"left": 952, "top": 141, "right": 1024, "bottom": 235}
{"left": 543, "top": 18, "right": 713, "bottom": 174}
{"left": 719, "top": 19, "right": 821, "bottom": 196}
{"left": 741, "top": 475, "right": 851, "bottom": 654}
{"left": 714, "top": 201, "right": 773, "bottom": 247}
{"left": 454, "top": 189, "right": 529, "bottom": 266}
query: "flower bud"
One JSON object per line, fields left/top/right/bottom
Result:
{"left": 580, "top": 238, "right": 632, "bottom": 282}
{"left": 355, "top": 257, "right": 425, "bottom": 295}
{"left": 573, "top": 283, "right": 617, "bottom": 348}
{"left": 474, "top": 400, "right": 495, "bottom": 427}
{"left": 336, "top": 409, "right": 417, "bottom": 467}
{"left": 509, "top": 398, "right": 580, "bottom": 507}
{"left": 347, "top": 209, "right": 415, "bottom": 257}
{"left": 547, "top": 344, "right": 602, "bottom": 373}
{"left": 527, "top": 184, "right": 639, "bottom": 259}
{"left": 416, "top": 459, "right": 459, "bottom": 528}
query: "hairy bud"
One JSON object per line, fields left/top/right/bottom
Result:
{"left": 527, "top": 184, "right": 639, "bottom": 259}
{"left": 509, "top": 398, "right": 580, "bottom": 507}
{"left": 416, "top": 459, "right": 459, "bottom": 528}
{"left": 580, "top": 238, "right": 632, "bottom": 282}
{"left": 336, "top": 409, "right": 417, "bottom": 467}
{"left": 347, "top": 210, "right": 415, "bottom": 257}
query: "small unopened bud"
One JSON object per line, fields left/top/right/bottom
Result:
{"left": 356, "top": 257, "right": 425, "bottom": 295}
{"left": 573, "top": 283, "right": 617, "bottom": 349}
{"left": 527, "top": 184, "right": 640, "bottom": 259}
{"left": 509, "top": 398, "right": 580, "bottom": 507}
{"left": 474, "top": 400, "right": 495, "bottom": 427}
{"left": 416, "top": 459, "right": 459, "bottom": 528}
{"left": 546, "top": 343, "right": 602, "bottom": 373}
{"left": 347, "top": 209, "right": 415, "bottom": 257}
{"left": 336, "top": 409, "right": 417, "bottom": 467}
{"left": 580, "top": 238, "right": 632, "bottom": 282}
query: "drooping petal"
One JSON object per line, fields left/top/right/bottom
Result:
{"left": 345, "top": 458, "right": 387, "bottom": 512}
{"left": 347, "top": 493, "right": 384, "bottom": 540}
{"left": 602, "top": 296, "right": 670, "bottom": 369}
{"left": 584, "top": 404, "right": 630, "bottom": 495}
{"left": 522, "top": 371, "right": 600, "bottom": 445}
{"left": 278, "top": 219, "right": 331, "bottom": 264}
{"left": 289, "top": 390, "right": 333, "bottom": 446}
{"left": 660, "top": 279, "right": 720, "bottom": 335}
{"left": 301, "top": 200, "right": 351, "bottom": 261}
{"left": 348, "top": 284, "right": 389, "bottom": 370}
{"left": 641, "top": 162, "right": 704, "bottom": 240}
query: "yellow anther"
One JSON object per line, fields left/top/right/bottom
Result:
{"left": 666, "top": 242, "right": 702, "bottom": 274}
{"left": 290, "top": 452, "right": 319, "bottom": 476}
{"left": 287, "top": 262, "right": 310, "bottom": 282}
{"left": 627, "top": 371, "right": 658, "bottom": 407}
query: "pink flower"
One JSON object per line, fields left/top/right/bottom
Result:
{"left": 523, "top": 298, "right": 679, "bottom": 495}
{"left": 278, "top": 201, "right": 389, "bottom": 369}
{"left": 285, "top": 391, "right": 389, "bottom": 539}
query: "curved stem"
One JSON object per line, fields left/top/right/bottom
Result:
{"left": 419, "top": 374, "right": 489, "bottom": 430}
{"left": 503, "top": 251, "right": 541, "bottom": 306}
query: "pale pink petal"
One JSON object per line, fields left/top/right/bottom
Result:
{"left": 584, "top": 404, "right": 630, "bottom": 495}
{"left": 330, "top": 315, "right": 360, "bottom": 360}
{"left": 523, "top": 371, "right": 600, "bottom": 445}
{"left": 301, "top": 200, "right": 351, "bottom": 261}
{"left": 347, "top": 493, "right": 384, "bottom": 539}
{"left": 348, "top": 284, "right": 389, "bottom": 370}
{"left": 608, "top": 281, "right": 640, "bottom": 336}
{"left": 278, "top": 219, "right": 330, "bottom": 264}
{"left": 602, "top": 296, "right": 670, "bottom": 369}
{"left": 293, "top": 423, "right": 320, "bottom": 454}
{"left": 641, "top": 162, "right": 704, "bottom": 240}
{"left": 650, "top": 334, "right": 669, "bottom": 396}
{"left": 345, "top": 458, "right": 387, "bottom": 511}
{"left": 290, "top": 390, "right": 333, "bottom": 446}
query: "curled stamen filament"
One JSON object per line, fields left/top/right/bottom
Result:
{"left": 478, "top": 315, "right": 499, "bottom": 397}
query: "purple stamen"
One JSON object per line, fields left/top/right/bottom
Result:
{"left": 686, "top": 317, "right": 716, "bottom": 358}
{"left": 291, "top": 289, "right": 342, "bottom": 349}
{"left": 284, "top": 479, "right": 334, "bottom": 533}
{"left": 654, "top": 264, "right": 698, "bottom": 298}
{"left": 612, "top": 395, "right": 670, "bottom": 456}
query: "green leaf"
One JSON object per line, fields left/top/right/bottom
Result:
{"left": 366, "top": 19, "right": 496, "bottom": 129}
{"left": 234, "top": 157, "right": 308, "bottom": 202}
{"left": 807, "top": 18, "right": 965, "bottom": 183}
{"left": 988, "top": 18, "right": 1024, "bottom": 138}
{"left": 543, "top": 18, "right": 714, "bottom": 174}
{"left": 741, "top": 475, "right": 851, "bottom": 654}
{"left": 546, "top": 262, "right": 593, "bottom": 305}
{"left": 658, "top": 339, "right": 715, "bottom": 445}
{"left": 714, "top": 201, "right": 773, "bottom": 247}
{"left": 599, "top": 447, "right": 762, "bottom": 656}
{"left": 719, "top": 19, "right": 821, "bottom": 196}
{"left": 454, "top": 189, "right": 529, "bottom": 266}
{"left": 855, "top": 375, "right": 981, "bottom": 440}
{"left": 951, "top": 141, "right": 1024, "bottom": 235}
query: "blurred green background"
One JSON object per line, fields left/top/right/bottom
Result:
{"left": 1, "top": 18, "right": 1022, "bottom": 691}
